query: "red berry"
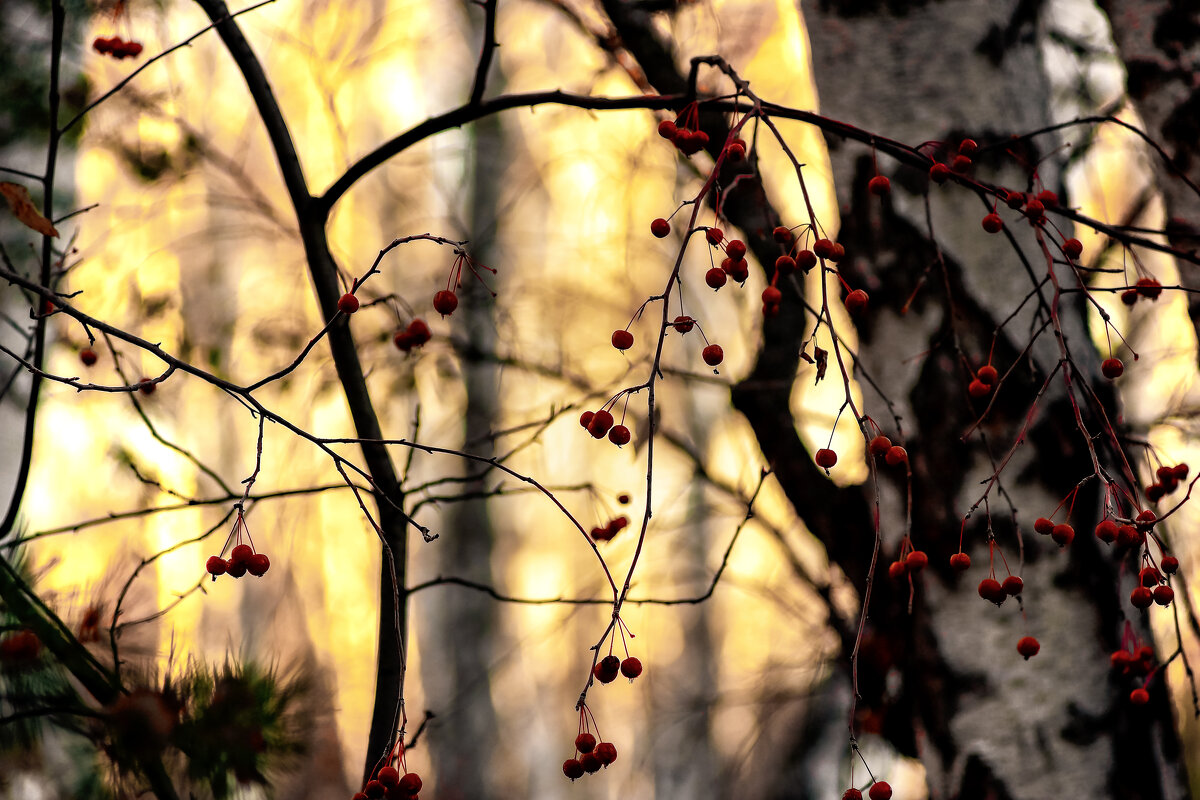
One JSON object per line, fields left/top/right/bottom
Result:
{"left": 725, "top": 239, "right": 747, "bottom": 260}
{"left": 579, "top": 410, "right": 595, "bottom": 429}
{"left": 929, "top": 163, "right": 951, "bottom": 183}
{"left": 397, "top": 773, "right": 422, "bottom": 794}
{"left": 138, "top": 377, "right": 156, "bottom": 395}
{"left": 80, "top": 348, "right": 98, "bottom": 366}
{"left": 1005, "top": 190, "right": 1026, "bottom": 210}
{"left": 1121, "top": 289, "right": 1138, "bottom": 306}
{"left": 728, "top": 258, "right": 750, "bottom": 282}
{"left": 588, "top": 410, "right": 614, "bottom": 439}
{"left": 773, "top": 226, "right": 793, "bottom": 243}
{"left": 1139, "top": 567, "right": 1161, "bottom": 587}
{"left": 706, "top": 267, "right": 728, "bottom": 289}
{"left": 1136, "top": 509, "right": 1157, "bottom": 527}
{"left": 981, "top": 213, "right": 1003, "bottom": 233}
{"left": 815, "top": 448, "right": 837, "bottom": 469}
{"left": 1037, "top": 189, "right": 1058, "bottom": 205}
{"left": 1154, "top": 585, "right": 1174, "bottom": 606}
{"left": 702, "top": 344, "right": 723, "bottom": 367}
{"left": 977, "top": 365, "right": 998, "bottom": 385}
{"left": 563, "top": 758, "right": 584, "bottom": 780}
{"left": 774, "top": 255, "right": 796, "bottom": 276}
{"left": 337, "top": 293, "right": 360, "bottom": 314}
{"left": 796, "top": 250, "right": 818, "bottom": 272}
{"left": 951, "top": 154, "right": 972, "bottom": 172}
{"left": 608, "top": 425, "right": 631, "bottom": 446}
{"left": 813, "top": 238, "right": 836, "bottom": 259}
{"left": 1116, "top": 524, "right": 1140, "bottom": 547}
{"left": 364, "top": 780, "right": 385, "bottom": 798}
{"left": 1162, "top": 555, "right": 1179, "bottom": 574}
{"left": 868, "top": 435, "right": 892, "bottom": 457}
{"left": 843, "top": 790, "right": 863, "bottom": 800}
{"left": 1130, "top": 586, "right": 1154, "bottom": 609}
{"left": 230, "top": 544, "right": 254, "bottom": 566}
{"left": 967, "top": 379, "right": 990, "bottom": 398}
{"left": 247, "top": 553, "right": 270, "bottom": 577}
{"left": 1101, "top": 358, "right": 1123, "bottom": 379}
{"left": 657, "top": 120, "right": 677, "bottom": 139}
{"left": 1017, "top": 636, "right": 1040, "bottom": 659}
{"left": 672, "top": 315, "right": 695, "bottom": 334}
{"left": 226, "top": 560, "right": 247, "bottom": 578}
{"left": 433, "top": 290, "right": 458, "bottom": 316}
{"left": 978, "top": 578, "right": 1005, "bottom": 605}
{"left": 706, "top": 227, "right": 724, "bottom": 245}
{"left": 1094, "top": 519, "right": 1118, "bottom": 543}
{"left": 378, "top": 767, "right": 400, "bottom": 788}
{"left": 93, "top": 36, "right": 113, "bottom": 54}
{"left": 651, "top": 218, "right": 671, "bottom": 238}
{"left": 868, "top": 175, "right": 891, "bottom": 195}
{"left": 905, "top": 550, "right": 929, "bottom": 572}
{"left": 594, "top": 742, "right": 617, "bottom": 765}
{"left": 726, "top": 141, "right": 746, "bottom": 161}
{"left": 580, "top": 752, "right": 602, "bottom": 773}
{"left": 206, "top": 556, "right": 228, "bottom": 576}
{"left": 611, "top": 329, "right": 634, "bottom": 350}
{"left": 884, "top": 446, "right": 908, "bottom": 466}
{"left": 620, "top": 656, "right": 642, "bottom": 679}
{"left": 949, "top": 552, "right": 971, "bottom": 571}
{"left": 1174, "top": 463, "right": 1189, "bottom": 480}
{"left": 844, "top": 289, "right": 869, "bottom": 315}
{"left": 1063, "top": 238, "right": 1083, "bottom": 259}
{"left": 1130, "top": 687, "right": 1150, "bottom": 705}
{"left": 1002, "top": 575, "right": 1023, "bottom": 596}
{"left": 1033, "top": 517, "right": 1055, "bottom": 535}
{"left": 575, "top": 733, "right": 596, "bottom": 753}
{"left": 762, "top": 286, "right": 783, "bottom": 306}
{"left": 1051, "top": 523, "right": 1074, "bottom": 547}
{"left": 1024, "top": 199, "right": 1045, "bottom": 221}
{"left": 887, "top": 560, "right": 908, "bottom": 581}
{"left": 868, "top": 781, "right": 892, "bottom": 800}
{"left": 958, "top": 138, "right": 978, "bottom": 155}
{"left": 406, "top": 319, "right": 431, "bottom": 345}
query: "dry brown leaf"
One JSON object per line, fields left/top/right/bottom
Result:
{"left": 0, "top": 182, "right": 59, "bottom": 238}
{"left": 814, "top": 346, "right": 828, "bottom": 384}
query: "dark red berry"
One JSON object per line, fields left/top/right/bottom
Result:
{"left": 843, "top": 790, "right": 863, "bottom": 800}
{"left": 702, "top": 344, "right": 723, "bottom": 366}
{"left": 930, "top": 163, "right": 951, "bottom": 183}
{"left": 1154, "top": 585, "right": 1174, "bottom": 606}
{"left": 706, "top": 267, "right": 728, "bottom": 289}
{"left": 905, "top": 550, "right": 928, "bottom": 572}
{"left": 80, "top": 348, "right": 98, "bottom": 366}
{"left": 1051, "top": 523, "right": 1074, "bottom": 547}
{"left": 981, "top": 213, "right": 1003, "bottom": 233}
{"left": 1130, "top": 586, "right": 1153, "bottom": 609}
{"left": 594, "top": 742, "right": 617, "bottom": 765}
{"left": 725, "top": 239, "right": 747, "bottom": 260}
{"left": 1063, "top": 238, "right": 1083, "bottom": 259}
{"left": 885, "top": 446, "right": 908, "bottom": 466}
{"left": 958, "top": 138, "right": 978, "bottom": 155}
{"left": 868, "top": 175, "right": 890, "bottom": 195}
{"left": 1033, "top": 517, "right": 1055, "bottom": 535}
{"left": 657, "top": 120, "right": 677, "bottom": 140}
{"left": 620, "top": 656, "right": 642, "bottom": 679}
{"left": 378, "top": 767, "right": 400, "bottom": 788}
{"left": 588, "top": 410, "right": 614, "bottom": 439}
{"left": 1002, "top": 575, "right": 1023, "bottom": 596}
{"left": 575, "top": 733, "right": 596, "bottom": 754}
{"left": 672, "top": 315, "right": 695, "bottom": 334}
{"left": 1130, "top": 687, "right": 1150, "bottom": 705}
{"left": 1017, "top": 636, "right": 1040, "bottom": 659}
{"left": 977, "top": 365, "right": 998, "bottom": 385}
{"left": 868, "top": 781, "right": 892, "bottom": 800}
{"left": 979, "top": 578, "right": 1005, "bottom": 605}
{"left": 397, "top": 773, "right": 422, "bottom": 794}
{"left": 815, "top": 448, "right": 837, "bottom": 469}
{"left": 563, "top": 759, "right": 584, "bottom": 780}
{"left": 949, "top": 552, "right": 971, "bottom": 571}
{"left": 706, "top": 227, "right": 724, "bottom": 245}
{"left": 887, "top": 561, "right": 908, "bottom": 581}
{"left": 773, "top": 226, "right": 793, "bottom": 243}
{"left": 651, "top": 218, "right": 671, "bottom": 238}
{"left": 580, "top": 752, "right": 602, "bottom": 773}
{"left": 230, "top": 544, "right": 253, "bottom": 566}
{"left": 608, "top": 425, "right": 631, "bottom": 446}
{"left": 968, "top": 379, "right": 990, "bottom": 398}
{"left": 762, "top": 286, "right": 783, "bottom": 306}
{"left": 1162, "top": 555, "right": 1179, "bottom": 574}
{"left": 206, "top": 556, "right": 228, "bottom": 577}
{"left": 612, "top": 329, "right": 634, "bottom": 350}
{"left": 844, "top": 289, "right": 869, "bottom": 315}
{"left": 813, "top": 238, "right": 836, "bottom": 259}
{"left": 1095, "top": 519, "right": 1118, "bottom": 543}
{"left": 869, "top": 435, "right": 892, "bottom": 457}
{"left": 338, "top": 293, "right": 360, "bottom": 314}
{"left": 433, "top": 290, "right": 458, "bottom": 316}
{"left": 796, "top": 250, "right": 818, "bottom": 272}
{"left": 1101, "top": 358, "right": 1123, "bottom": 379}
{"left": 247, "top": 553, "right": 270, "bottom": 577}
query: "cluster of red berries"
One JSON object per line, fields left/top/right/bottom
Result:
{"left": 562, "top": 735, "right": 619, "bottom": 780}
{"left": 1144, "top": 463, "right": 1188, "bottom": 503}
{"left": 705, "top": 235, "right": 751, "bottom": 289}
{"left": 579, "top": 409, "right": 631, "bottom": 446}
{"left": 929, "top": 138, "right": 979, "bottom": 182}
{"left": 590, "top": 516, "right": 628, "bottom": 543}
{"left": 591, "top": 654, "right": 641, "bottom": 684}
{"left": 1092, "top": 516, "right": 1146, "bottom": 548}
{"left": 206, "top": 543, "right": 270, "bottom": 580}
{"left": 1033, "top": 516, "right": 1076, "bottom": 548}
{"left": 977, "top": 574, "right": 1025, "bottom": 606}
{"left": 393, "top": 319, "right": 431, "bottom": 352}
{"left": 887, "top": 543, "right": 928, "bottom": 581}
{"left": 93, "top": 36, "right": 143, "bottom": 59}
{"left": 842, "top": 781, "right": 893, "bottom": 800}
{"left": 1121, "top": 277, "right": 1163, "bottom": 305}
{"left": 868, "top": 434, "right": 908, "bottom": 467}
{"left": 1130, "top": 564, "right": 1174, "bottom": 609}
{"left": 967, "top": 364, "right": 999, "bottom": 399}
{"left": 657, "top": 101, "right": 712, "bottom": 156}
{"left": 353, "top": 767, "right": 422, "bottom": 799}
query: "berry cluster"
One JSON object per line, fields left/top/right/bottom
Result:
{"left": 579, "top": 409, "right": 631, "bottom": 447}
{"left": 92, "top": 36, "right": 143, "bottom": 59}
{"left": 205, "top": 512, "right": 269, "bottom": 580}
{"left": 562, "top": 705, "right": 620, "bottom": 781}
{"left": 393, "top": 319, "right": 431, "bottom": 352}
{"left": 656, "top": 101, "right": 716, "bottom": 156}
{"left": 353, "top": 767, "right": 422, "bottom": 799}
{"left": 842, "top": 781, "right": 893, "bottom": 800}
{"left": 590, "top": 516, "right": 628, "bottom": 543}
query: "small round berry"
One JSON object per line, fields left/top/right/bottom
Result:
{"left": 433, "top": 290, "right": 458, "bottom": 316}
{"left": 1037, "top": 189, "right": 1058, "bottom": 205}
{"left": 981, "top": 213, "right": 1003, "bottom": 233}
{"left": 978, "top": 578, "right": 1005, "bottom": 605}
{"left": 364, "top": 780, "right": 385, "bottom": 798}
{"left": 930, "top": 163, "right": 951, "bottom": 183}
{"left": 949, "top": 552, "right": 971, "bottom": 571}
{"left": 206, "top": 556, "right": 228, "bottom": 576}
{"left": 1130, "top": 687, "right": 1150, "bottom": 705}
{"left": 977, "top": 365, "right": 998, "bottom": 385}
{"left": 1174, "top": 463, "right": 1190, "bottom": 480}
{"left": 1005, "top": 190, "right": 1026, "bottom": 210}
{"left": 406, "top": 318, "right": 431, "bottom": 345}
{"left": 702, "top": 344, "right": 723, "bottom": 367}
{"left": 1033, "top": 517, "right": 1055, "bottom": 535}
{"left": 968, "top": 379, "right": 991, "bottom": 398}
{"left": 1063, "top": 238, "right": 1083, "bottom": 259}
{"left": 762, "top": 286, "right": 783, "bottom": 306}
{"left": 887, "top": 560, "right": 908, "bottom": 581}
{"left": 588, "top": 410, "right": 614, "bottom": 439}
{"left": 813, "top": 238, "right": 836, "bottom": 259}
{"left": 1162, "top": 555, "right": 1180, "bottom": 574}
{"left": 843, "top": 790, "right": 863, "bottom": 800}
{"left": 651, "top": 218, "right": 671, "bottom": 238}
{"left": 1153, "top": 585, "right": 1174, "bottom": 606}
{"left": 869, "top": 435, "right": 892, "bottom": 457}
{"left": 958, "top": 138, "right": 979, "bottom": 155}
{"left": 1051, "top": 523, "right": 1075, "bottom": 547}
{"left": 728, "top": 258, "right": 750, "bottom": 282}
{"left": 672, "top": 315, "right": 695, "bottom": 334}
{"left": 579, "top": 410, "right": 595, "bottom": 429}
{"left": 706, "top": 267, "right": 728, "bottom": 290}
{"left": 378, "top": 767, "right": 400, "bottom": 788}
{"left": 226, "top": 560, "right": 247, "bottom": 578}
{"left": 618, "top": 493, "right": 631, "bottom": 504}
{"left": 815, "top": 448, "right": 837, "bottom": 469}
{"left": 138, "top": 378, "right": 156, "bottom": 395}
{"left": 905, "top": 550, "right": 929, "bottom": 572}
{"left": 1101, "top": 358, "right": 1123, "bottom": 379}
{"left": 230, "top": 544, "right": 254, "bottom": 566}
{"left": 611, "top": 329, "right": 634, "bottom": 351}
{"left": 1001, "top": 575, "right": 1023, "bottom": 596}
{"left": 1094, "top": 519, "right": 1118, "bottom": 543}
{"left": 657, "top": 120, "right": 677, "bottom": 139}
{"left": 706, "top": 227, "right": 724, "bottom": 245}
{"left": 796, "top": 250, "right": 818, "bottom": 272}
{"left": 1017, "top": 636, "right": 1040, "bottom": 659}
{"left": 247, "top": 553, "right": 270, "bottom": 577}
{"left": 868, "top": 175, "right": 891, "bottom": 195}
{"left": 725, "top": 239, "right": 747, "bottom": 261}
{"left": 1116, "top": 524, "right": 1140, "bottom": 547}
{"left": 621, "top": 656, "right": 642, "bottom": 679}
{"left": 594, "top": 742, "right": 617, "bottom": 766}
{"left": 580, "top": 752, "right": 602, "bottom": 773}
{"left": 608, "top": 425, "right": 631, "bottom": 446}
{"left": 1024, "top": 199, "right": 1045, "bottom": 221}
{"left": 80, "top": 348, "right": 98, "bottom": 366}
{"left": 575, "top": 733, "right": 596, "bottom": 754}
{"left": 1140, "top": 567, "right": 1161, "bottom": 588}
{"left": 884, "top": 446, "right": 908, "bottom": 467}
{"left": 397, "top": 773, "right": 422, "bottom": 794}
{"left": 868, "top": 781, "right": 892, "bottom": 800}
{"left": 563, "top": 758, "right": 584, "bottom": 780}
{"left": 337, "top": 293, "right": 359, "bottom": 314}
{"left": 774, "top": 255, "right": 796, "bottom": 276}
{"left": 1130, "top": 586, "right": 1154, "bottom": 609}
{"left": 951, "top": 154, "right": 972, "bottom": 172}
{"left": 773, "top": 226, "right": 794, "bottom": 243}
{"left": 598, "top": 654, "right": 620, "bottom": 675}
{"left": 844, "top": 289, "right": 869, "bottom": 315}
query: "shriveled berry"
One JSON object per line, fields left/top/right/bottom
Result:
{"left": 433, "top": 290, "right": 458, "bottom": 316}
{"left": 1017, "top": 636, "right": 1040, "bottom": 659}
{"left": 868, "top": 175, "right": 891, "bottom": 195}
{"left": 1101, "top": 358, "right": 1123, "bottom": 379}
{"left": 608, "top": 425, "right": 631, "bottom": 446}
{"left": 706, "top": 267, "right": 728, "bottom": 289}
{"left": 1154, "top": 585, "right": 1174, "bottom": 606}
{"left": 981, "top": 213, "right": 1003, "bottom": 233}
{"left": 815, "top": 448, "right": 837, "bottom": 469}
{"left": 337, "top": 293, "right": 360, "bottom": 314}
{"left": 702, "top": 344, "right": 723, "bottom": 366}
{"left": 950, "top": 552, "right": 971, "bottom": 571}
{"left": 1002, "top": 575, "right": 1023, "bottom": 596}
{"left": 563, "top": 759, "right": 584, "bottom": 780}
{"left": 575, "top": 732, "right": 596, "bottom": 753}
{"left": 621, "top": 656, "right": 642, "bottom": 679}
{"left": 651, "top": 218, "right": 671, "bottom": 238}
{"left": 844, "top": 289, "right": 869, "bottom": 315}
{"left": 885, "top": 446, "right": 908, "bottom": 466}
{"left": 612, "top": 329, "right": 634, "bottom": 350}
